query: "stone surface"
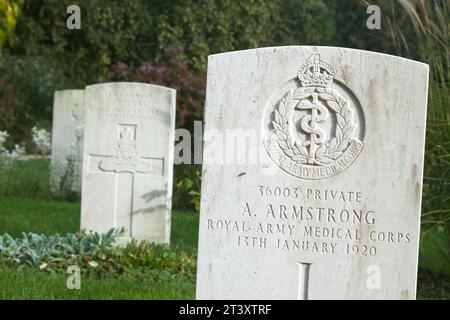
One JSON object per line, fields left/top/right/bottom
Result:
{"left": 50, "top": 90, "right": 85, "bottom": 196}
{"left": 80, "top": 82, "right": 176, "bottom": 243}
{"left": 196, "top": 46, "right": 429, "bottom": 299}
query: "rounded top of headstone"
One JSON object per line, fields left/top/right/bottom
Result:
{"left": 54, "top": 89, "right": 84, "bottom": 96}
{"left": 208, "top": 46, "right": 429, "bottom": 69}
{"left": 85, "top": 82, "right": 176, "bottom": 95}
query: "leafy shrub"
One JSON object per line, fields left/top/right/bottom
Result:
{"left": 7, "top": 0, "right": 339, "bottom": 82}
{"left": 8, "top": 0, "right": 153, "bottom": 85}
{"left": 0, "top": 0, "right": 23, "bottom": 47}
{"left": 0, "top": 228, "right": 122, "bottom": 267}
{"left": 173, "top": 164, "right": 202, "bottom": 212}
{"left": 0, "top": 229, "right": 196, "bottom": 282}
{"left": 0, "top": 54, "right": 63, "bottom": 146}
{"left": 0, "top": 75, "right": 21, "bottom": 144}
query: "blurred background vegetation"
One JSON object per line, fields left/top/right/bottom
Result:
{"left": 0, "top": 0, "right": 449, "bottom": 286}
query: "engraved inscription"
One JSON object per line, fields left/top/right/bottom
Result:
{"left": 205, "top": 185, "right": 413, "bottom": 258}
{"left": 88, "top": 93, "right": 171, "bottom": 124}
{"left": 263, "top": 54, "right": 365, "bottom": 179}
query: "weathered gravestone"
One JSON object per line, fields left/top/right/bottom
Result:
{"left": 196, "top": 47, "right": 429, "bottom": 299}
{"left": 81, "top": 83, "right": 176, "bottom": 243}
{"left": 50, "top": 90, "right": 85, "bottom": 196}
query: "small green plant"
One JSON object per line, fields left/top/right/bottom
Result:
{"left": 174, "top": 165, "right": 201, "bottom": 211}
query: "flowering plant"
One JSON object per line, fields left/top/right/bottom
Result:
{"left": 32, "top": 127, "right": 51, "bottom": 155}
{"left": 0, "top": 130, "right": 9, "bottom": 153}
{"left": 0, "top": 130, "right": 26, "bottom": 169}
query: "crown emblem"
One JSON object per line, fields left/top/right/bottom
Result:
{"left": 297, "top": 54, "right": 335, "bottom": 87}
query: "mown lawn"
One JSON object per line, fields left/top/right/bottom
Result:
{"left": 0, "top": 268, "right": 194, "bottom": 300}
{"left": 0, "top": 197, "right": 198, "bottom": 299}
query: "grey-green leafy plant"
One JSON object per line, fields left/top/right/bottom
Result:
{"left": 0, "top": 228, "right": 197, "bottom": 282}
{"left": 0, "top": 228, "right": 124, "bottom": 268}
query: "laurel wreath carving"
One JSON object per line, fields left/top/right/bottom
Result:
{"left": 272, "top": 88, "right": 354, "bottom": 165}
{"left": 272, "top": 95, "right": 309, "bottom": 164}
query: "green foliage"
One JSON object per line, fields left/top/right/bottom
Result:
{"left": 417, "top": 268, "right": 450, "bottom": 300}
{"left": 10, "top": 0, "right": 153, "bottom": 85}
{"left": 0, "top": 0, "right": 23, "bottom": 47}
{"left": 386, "top": 0, "right": 450, "bottom": 278}
{"left": 420, "top": 226, "right": 450, "bottom": 276}
{"left": 0, "top": 54, "right": 63, "bottom": 143}
{"left": 149, "top": 0, "right": 278, "bottom": 72}
{"left": 89, "top": 240, "right": 196, "bottom": 281}
{"left": 7, "top": 0, "right": 338, "bottom": 83}
{"left": 273, "top": 0, "right": 336, "bottom": 46}
{"left": 0, "top": 74, "right": 21, "bottom": 139}
{"left": 0, "top": 228, "right": 196, "bottom": 283}
{"left": 0, "top": 228, "right": 123, "bottom": 268}
{"left": 383, "top": 0, "right": 450, "bottom": 274}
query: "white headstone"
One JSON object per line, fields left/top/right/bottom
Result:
{"left": 196, "top": 47, "right": 429, "bottom": 299}
{"left": 50, "top": 90, "right": 85, "bottom": 196}
{"left": 80, "top": 82, "right": 176, "bottom": 243}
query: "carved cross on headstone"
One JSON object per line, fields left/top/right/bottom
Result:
{"left": 87, "top": 124, "right": 164, "bottom": 237}
{"left": 298, "top": 262, "right": 312, "bottom": 300}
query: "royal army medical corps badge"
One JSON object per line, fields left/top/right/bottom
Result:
{"left": 263, "top": 54, "right": 366, "bottom": 179}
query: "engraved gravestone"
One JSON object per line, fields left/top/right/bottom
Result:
{"left": 81, "top": 83, "right": 176, "bottom": 243}
{"left": 196, "top": 47, "right": 429, "bottom": 299}
{"left": 50, "top": 90, "right": 85, "bottom": 196}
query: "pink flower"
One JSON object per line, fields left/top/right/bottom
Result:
{"left": 114, "top": 62, "right": 129, "bottom": 78}
{"left": 139, "top": 63, "right": 154, "bottom": 75}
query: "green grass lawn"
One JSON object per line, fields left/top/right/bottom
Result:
{"left": 0, "top": 197, "right": 80, "bottom": 236}
{"left": 0, "top": 268, "right": 194, "bottom": 300}
{"left": 0, "top": 195, "right": 198, "bottom": 299}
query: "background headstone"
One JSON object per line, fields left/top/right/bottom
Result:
{"left": 196, "top": 46, "right": 429, "bottom": 299}
{"left": 50, "top": 90, "right": 85, "bottom": 196}
{"left": 81, "top": 82, "right": 176, "bottom": 243}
